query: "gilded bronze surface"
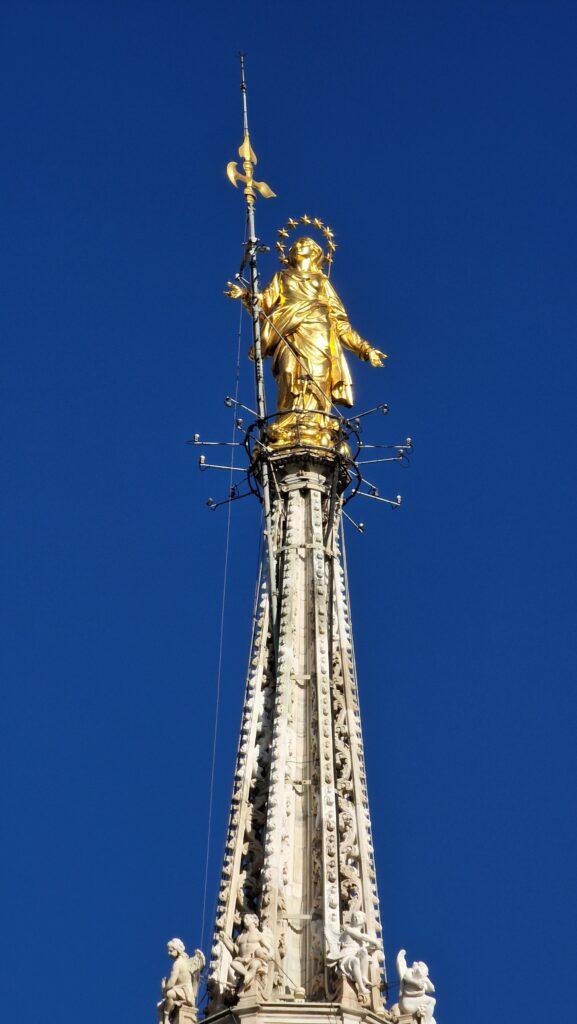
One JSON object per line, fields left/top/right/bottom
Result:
{"left": 228, "top": 227, "right": 386, "bottom": 449}
{"left": 227, "top": 133, "right": 276, "bottom": 203}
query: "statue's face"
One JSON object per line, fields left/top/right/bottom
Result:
{"left": 288, "top": 237, "right": 324, "bottom": 273}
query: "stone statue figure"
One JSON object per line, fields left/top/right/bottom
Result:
{"left": 220, "top": 913, "right": 273, "bottom": 995}
{"left": 227, "top": 234, "right": 386, "bottom": 448}
{"left": 326, "top": 910, "right": 380, "bottom": 1000}
{"left": 157, "top": 939, "right": 205, "bottom": 1024}
{"left": 395, "top": 949, "right": 436, "bottom": 1024}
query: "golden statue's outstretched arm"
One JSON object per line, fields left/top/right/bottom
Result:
{"left": 325, "top": 279, "right": 387, "bottom": 367}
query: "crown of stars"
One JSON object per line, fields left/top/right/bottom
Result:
{"left": 275, "top": 214, "right": 337, "bottom": 268}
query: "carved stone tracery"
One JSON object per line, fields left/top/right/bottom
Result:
{"left": 207, "top": 454, "right": 387, "bottom": 1013}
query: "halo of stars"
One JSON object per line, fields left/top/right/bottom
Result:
{"left": 275, "top": 215, "right": 337, "bottom": 270}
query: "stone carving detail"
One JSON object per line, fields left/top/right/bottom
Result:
{"left": 332, "top": 542, "right": 385, "bottom": 973}
{"left": 259, "top": 489, "right": 296, "bottom": 987}
{"left": 309, "top": 691, "right": 325, "bottom": 999}
{"left": 310, "top": 488, "right": 340, "bottom": 926}
{"left": 206, "top": 458, "right": 388, "bottom": 1007}
{"left": 332, "top": 648, "right": 362, "bottom": 913}
{"left": 207, "top": 573, "right": 275, "bottom": 1008}
{"left": 325, "top": 911, "right": 379, "bottom": 1002}
{"left": 240, "top": 670, "right": 274, "bottom": 917}
{"left": 157, "top": 939, "right": 204, "bottom": 1024}
{"left": 220, "top": 913, "right": 273, "bottom": 997}
{"left": 393, "top": 950, "right": 436, "bottom": 1024}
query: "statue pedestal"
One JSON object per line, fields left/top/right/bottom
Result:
{"left": 205, "top": 1000, "right": 389, "bottom": 1024}
{"left": 159, "top": 1008, "right": 198, "bottom": 1024}
{"left": 173, "top": 1009, "right": 198, "bottom": 1024}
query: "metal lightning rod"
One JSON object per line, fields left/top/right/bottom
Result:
{"left": 227, "top": 54, "right": 278, "bottom": 637}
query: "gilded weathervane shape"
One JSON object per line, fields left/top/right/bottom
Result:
{"left": 226, "top": 57, "right": 275, "bottom": 207}
{"left": 226, "top": 137, "right": 276, "bottom": 203}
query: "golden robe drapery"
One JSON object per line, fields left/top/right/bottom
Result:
{"left": 259, "top": 267, "right": 372, "bottom": 445}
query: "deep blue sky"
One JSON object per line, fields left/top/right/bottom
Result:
{"left": 2, "top": 2, "right": 577, "bottom": 1021}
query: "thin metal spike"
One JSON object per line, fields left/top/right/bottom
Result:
{"left": 357, "top": 491, "right": 402, "bottom": 508}
{"left": 342, "top": 509, "right": 365, "bottom": 533}
{"left": 206, "top": 490, "right": 253, "bottom": 511}
{"left": 357, "top": 456, "right": 405, "bottom": 465}
{"left": 224, "top": 396, "right": 258, "bottom": 417}
{"left": 198, "top": 456, "right": 247, "bottom": 473}
{"left": 188, "top": 436, "right": 242, "bottom": 448}
{"left": 347, "top": 403, "right": 389, "bottom": 424}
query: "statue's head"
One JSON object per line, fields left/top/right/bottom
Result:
{"left": 243, "top": 913, "right": 259, "bottom": 929}
{"left": 349, "top": 910, "right": 366, "bottom": 927}
{"left": 167, "top": 938, "right": 186, "bottom": 959}
{"left": 288, "top": 236, "right": 324, "bottom": 273}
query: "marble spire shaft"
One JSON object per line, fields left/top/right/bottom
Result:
{"left": 207, "top": 451, "right": 385, "bottom": 1015}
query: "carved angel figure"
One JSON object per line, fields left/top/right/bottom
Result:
{"left": 220, "top": 913, "right": 273, "bottom": 995}
{"left": 326, "top": 910, "right": 379, "bottom": 999}
{"left": 395, "top": 949, "right": 436, "bottom": 1024}
{"left": 157, "top": 939, "right": 205, "bottom": 1024}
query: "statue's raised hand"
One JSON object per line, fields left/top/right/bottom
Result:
{"left": 224, "top": 281, "right": 247, "bottom": 300}
{"left": 369, "top": 348, "right": 387, "bottom": 368}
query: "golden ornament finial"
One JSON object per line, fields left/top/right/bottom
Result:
{"left": 227, "top": 131, "right": 276, "bottom": 203}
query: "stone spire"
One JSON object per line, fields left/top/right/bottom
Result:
{"left": 157, "top": 55, "right": 438, "bottom": 1024}
{"left": 206, "top": 449, "right": 386, "bottom": 1018}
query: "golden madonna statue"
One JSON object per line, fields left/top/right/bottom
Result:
{"left": 229, "top": 235, "right": 386, "bottom": 448}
